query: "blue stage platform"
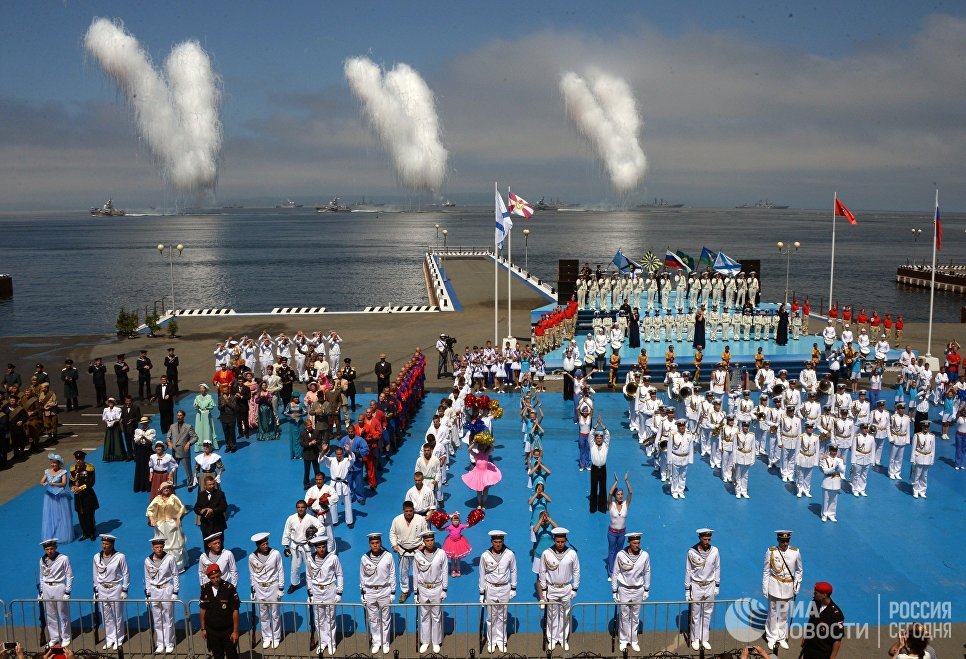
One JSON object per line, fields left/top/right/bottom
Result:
{"left": 1, "top": 389, "right": 962, "bottom": 629}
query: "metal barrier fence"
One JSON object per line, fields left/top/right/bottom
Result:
{"left": 4, "top": 597, "right": 747, "bottom": 658}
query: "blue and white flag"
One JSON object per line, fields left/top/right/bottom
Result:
{"left": 495, "top": 190, "right": 512, "bottom": 249}
{"left": 611, "top": 249, "right": 642, "bottom": 274}
{"left": 712, "top": 250, "right": 741, "bottom": 275}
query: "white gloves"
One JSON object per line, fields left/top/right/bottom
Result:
{"left": 277, "top": 589, "right": 284, "bottom": 599}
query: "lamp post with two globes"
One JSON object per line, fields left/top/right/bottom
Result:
{"left": 776, "top": 240, "right": 800, "bottom": 305}
{"left": 157, "top": 243, "right": 184, "bottom": 313}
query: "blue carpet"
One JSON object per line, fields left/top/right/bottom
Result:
{"left": 2, "top": 390, "right": 963, "bottom": 628}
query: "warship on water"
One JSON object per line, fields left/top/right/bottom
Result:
{"left": 316, "top": 197, "right": 352, "bottom": 213}
{"left": 276, "top": 199, "right": 303, "bottom": 208}
{"left": 736, "top": 199, "right": 789, "bottom": 209}
{"left": 637, "top": 197, "right": 684, "bottom": 208}
{"left": 90, "top": 199, "right": 126, "bottom": 216}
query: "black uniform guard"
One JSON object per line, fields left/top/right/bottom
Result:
{"left": 200, "top": 565, "right": 240, "bottom": 659}
{"left": 69, "top": 450, "right": 99, "bottom": 539}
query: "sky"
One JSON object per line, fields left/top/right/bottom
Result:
{"left": 1, "top": 0, "right": 964, "bottom": 210}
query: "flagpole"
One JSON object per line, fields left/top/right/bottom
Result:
{"left": 494, "top": 181, "right": 499, "bottom": 347}
{"left": 507, "top": 186, "right": 513, "bottom": 343}
{"left": 828, "top": 192, "right": 837, "bottom": 314}
{"left": 926, "top": 189, "right": 938, "bottom": 358}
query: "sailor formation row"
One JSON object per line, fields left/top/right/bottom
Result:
{"left": 576, "top": 270, "right": 764, "bottom": 313}
{"left": 35, "top": 525, "right": 811, "bottom": 656}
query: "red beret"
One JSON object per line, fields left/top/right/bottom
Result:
{"left": 814, "top": 581, "right": 833, "bottom": 595}
{"left": 205, "top": 564, "right": 222, "bottom": 577}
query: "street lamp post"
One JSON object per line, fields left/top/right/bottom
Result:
{"left": 435, "top": 223, "right": 440, "bottom": 251}
{"left": 157, "top": 243, "right": 184, "bottom": 313}
{"left": 441, "top": 229, "right": 448, "bottom": 282}
{"left": 523, "top": 228, "right": 530, "bottom": 273}
{"left": 911, "top": 228, "right": 923, "bottom": 265}
{"left": 776, "top": 240, "right": 801, "bottom": 305}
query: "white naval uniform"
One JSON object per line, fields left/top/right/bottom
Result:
{"left": 305, "top": 483, "right": 338, "bottom": 552}
{"left": 611, "top": 548, "right": 651, "bottom": 647}
{"left": 685, "top": 544, "right": 720, "bottom": 644}
{"left": 794, "top": 434, "right": 819, "bottom": 497}
{"left": 39, "top": 552, "right": 73, "bottom": 646}
{"left": 762, "top": 545, "right": 802, "bottom": 646}
{"left": 319, "top": 454, "right": 355, "bottom": 526}
{"left": 833, "top": 417, "right": 855, "bottom": 466}
{"left": 733, "top": 431, "right": 755, "bottom": 496}
{"left": 821, "top": 455, "right": 846, "bottom": 520}
{"left": 870, "top": 408, "right": 891, "bottom": 463}
{"left": 719, "top": 425, "right": 738, "bottom": 481}
{"left": 249, "top": 549, "right": 284, "bottom": 644}
{"left": 144, "top": 552, "right": 179, "bottom": 651}
{"left": 282, "top": 512, "right": 320, "bottom": 586}
{"left": 707, "top": 410, "right": 725, "bottom": 468}
{"left": 779, "top": 415, "right": 802, "bottom": 481}
{"left": 851, "top": 433, "right": 875, "bottom": 495}
{"left": 539, "top": 546, "right": 580, "bottom": 648}
{"left": 910, "top": 432, "right": 936, "bottom": 496}
{"left": 669, "top": 431, "right": 694, "bottom": 497}
{"left": 414, "top": 546, "right": 448, "bottom": 646}
{"left": 888, "top": 413, "right": 911, "bottom": 479}
{"left": 479, "top": 547, "right": 517, "bottom": 649}
{"left": 198, "top": 549, "right": 238, "bottom": 587}
{"left": 360, "top": 551, "right": 396, "bottom": 649}
{"left": 307, "top": 551, "right": 344, "bottom": 654}
{"left": 93, "top": 550, "right": 130, "bottom": 646}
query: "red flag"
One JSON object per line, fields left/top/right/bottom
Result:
{"left": 935, "top": 203, "right": 943, "bottom": 251}
{"left": 834, "top": 198, "right": 856, "bottom": 225}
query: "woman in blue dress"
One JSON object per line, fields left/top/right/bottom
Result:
{"left": 530, "top": 509, "right": 558, "bottom": 603}
{"left": 284, "top": 392, "right": 306, "bottom": 459}
{"left": 41, "top": 454, "right": 74, "bottom": 543}
{"left": 192, "top": 384, "right": 218, "bottom": 451}
{"left": 256, "top": 381, "right": 280, "bottom": 440}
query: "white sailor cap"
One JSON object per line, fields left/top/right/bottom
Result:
{"left": 310, "top": 535, "right": 328, "bottom": 546}
{"left": 150, "top": 536, "right": 167, "bottom": 545}
{"left": 203, "top": 532, "right": 224, "bottom": 544}
{"left": 625, "top": 532, "right": 642, "bottom": 540}
{"left": 775, "top": 530, "right": 793, "bottom": 538}
{"left": 40, "top": 538, "right": 58, "bottom": 547}
{"left": 100, "top": 534, "right": 117, "bottom": 542}
{"left": 805, "top": 421, "right": 816, "bottom": 427}
{"left": 250, "top": 532, "right": 270, "bottom": 544}
{"left": 488, "top": 530, "right": 507, "bottom": 538}
{"left": 420, "top": 529, "right": 436, "bottom": 538}
{"left": 675, "top": 419, "right": 687, "bottom": 426}
{"left": 367, "top": 532, "right": 383, "bottom": 540}
{"left": 202, "top": 438, "right": 213, "bottom": 445}
{"left": 696, "top": 528, "right": 714, "bottom": 537}
{"left": 551, "top": 527, "right": 570, "bottom": 536}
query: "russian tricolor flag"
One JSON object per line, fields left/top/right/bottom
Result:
{"left": 935, "top": 201, "right": 943, "bottom": 251}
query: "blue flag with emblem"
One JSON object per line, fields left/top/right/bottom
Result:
{"left": 611, "top": 249, "right": 642, "bottom": 274}
{"left": 699, "top": 247, "right": 717, "bottom": 269}
{"left": 712, "top": 250, "right": 741, "bottom": 275}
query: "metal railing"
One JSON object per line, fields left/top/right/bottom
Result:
{"left": 3, "top": 597, "right": 748, "bottom": 658}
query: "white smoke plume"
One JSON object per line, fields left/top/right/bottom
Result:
{"left": 560, "top": 70, "right": 646, "bottom": 192}
{"left": 344, "top": 57, "right": 448, "bottom": 193}
{"left": 84, "top": 17, "right": 222, "bottom": 193}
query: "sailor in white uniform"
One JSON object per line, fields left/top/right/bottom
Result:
{"left": 479, "top": 530, "right": 517, "bottom": 653}
{"left": 870, "top": 400, "right": 891, "bottom": 464}
{"left": 247, "top": 532, "right": 284, "bottom": 648}
{"left": 762, "top": 530, "right": 803, "bottom": 650}
{"left": 39, "top": 539, "right": 73, "bottom": 647}
{"left": 888, "top": 402, "right": 911, "bottom": 479}
{"left": 733, "top": 421, "right": 756, "bottom": 498}
{"left": 361, "top": 532, "right": 396, "bottom": 655}
{"left": 539, "top": 527, "right": 580, "bottom": 651}
{"left": 307, "top": 535, "right": 343, "bottom": 656}
{"left": 669, "top": 420, "right": 695, "bottom": 499}
{"left": 198, "top": 532, "right": 238, "bottom": 587}
{"left": 93, "top": 534, "right": 130, "bottom": 650}
{"left": 910, "top": 421, "right": 936, "bottom": 498}
{"left": 851, "top": 423, "right": 875, "bottom": 496}
{"left": 611, "top": 531, "right": 650, "bottom": 652}
{"left": 145, "top": 536, "right": 179, "bottom": 653}
{"left": 414, "top": 530, "right": 448, "bottom": 654}
{"left": 794, "top": 423, "right": 820, "bottom": 497}
{"left": 779, "top": 406, "right": 802, "bottom": 482}
{"left": 685, "top": 528, "right": 720, "bottom": 651}
{"left": 820, "top": 445, "right": 846, "bottom": 522}
{"left": 832, "top": 407, "right": 855, "bottom": 468}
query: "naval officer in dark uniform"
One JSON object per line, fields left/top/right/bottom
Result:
{"left": 70, "top": 450, "right": 99, "bottom": 539}
{"left": 199, "top": 564, "right": 240, "bottom": 659}
{"left": 338, "top": 359, "right": 357, "bottom": 411}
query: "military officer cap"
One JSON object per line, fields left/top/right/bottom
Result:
{"left": 741, "top": 420, "right": 751, "bottom": 427}
{"left": 488, "top": 530, "right": 507, "bottom": 538}
{"left": 367, "top": 532, "right": 383, "bottom": 540}
{"left": 40, "top": 538, "right": 58, "bottom": 547}
{"left": 73, "top": 450, "right": 87, "bottom": 459}
{"left": 775, "top": 530, "right": 793, "bottom": 539}
{"left": 203, "top": 532, "right": 224, "bottom": 544}
{"left": 896, "top": 402, "right": 905, "bottom": 408}
{"left": 805, "top": 421, "right": 815, "bottom": 427}
{"left": 696, "top": 528, "right": 714, "bottom": 537}
{"left": 785, "top": 405, "right": 795, "bottom": 410}
{"left": 859, "top": 422, "right": 869, "bottom": 428}
{"left": 675, "top": 419, "right": 687, "bottom": 427}
{"left": 742, "top": 389, "right": 750, "bottom": 394}
{"left": 250, "top": 532, "right": 270, "bottom": 544}
{"left": 625, "top": 532, "right": 642, "bottom": 540}
{"left": 828, "top": 444, "right": 839, "bottom": 452}
{"left": 808, "top": 391, "right": 817, "bottom": 397}
{"left": 100, "top": 534, "right": 117, "bottom": 542}
{"left": 823, "top": 404, "right": 832, "bottom": 410}
{"left": 919, "top": 420, "right": 931, "bottom": 428}
{"left": 876, "top": 400, "right": 886, "bottom": 406}
{"left": 310, "top": 536, "right": 328, "bottom": 546}
{"left": 150, "top": 536, "right": 166, "bottom": 545}
{"left": 858, "top": 390, "right": 867, "bottom": 395}
{"left": 649, "top": 389, "right": 657, "bottom": 396}
{"left": 705, "top": 391, "right": 714, "bottom": 398}
{"left": 837, "top": 383, "right": 847, "bottom": 389}
{"left": 726, "top": 414, "right": 735, "bottom": 420}
{"left": 551, "top": 527, "right": 569, "bottom": 537}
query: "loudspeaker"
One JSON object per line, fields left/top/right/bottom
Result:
{"left": 557, "top": 282, "right": 575, "bottom": 305}
{"left": 557, "top": 259, "right": 579, "bottom": 305}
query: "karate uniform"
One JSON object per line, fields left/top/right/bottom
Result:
{"left": 144, "top": 551, "right": 179, "bottom": 652}
{"left": 414, "top": 546, "right": 448, "bottom": 647}
{"left": 305, "top": 483, "right": 338, "bottom": 551}
{"left": 307, "top": 551, "right": 344, "bottom": 655}
{"left": 479, "top": 547, "right": 517, "bottom": 650}
{"left": 611, "top": 548, "right": 651, "bottom": 648}
{"left": 248, "top": 549, "right": 284, "bottom": 644}
{"left": 93, "top": 550, "right": 130, "bottom": 647}
{"left": 39, "top": 552, "right": 73, "bottom": 646}
{"left": 685, "top": 543, "right": 720, "bottom": 645}
{"left": 539, "top": 546, "right": 580, "bottom": 649}
{"left": 821, "top": 455, "right": 846, "bottom": 520}
{"left": 282, "top": 512, "right": 320, "bottom": 586}
{"left": 910, "top": 432, "right": 936, "bottom": 497}
{"left": 360, "top": 550, "right": 396, "bottom": 650}
{"left": 762, "top": 545, "right": 802, "bottom": 647}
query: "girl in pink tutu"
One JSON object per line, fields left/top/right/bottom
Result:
{"left": 441, "top": 512, "right": 472, "bottom": 576}
{"left": 462, "top": 431, "right": 502, "bottom": 508}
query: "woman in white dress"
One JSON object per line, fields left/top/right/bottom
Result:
{"left": 146, "top": 482, "right": 187, "bottom": 572}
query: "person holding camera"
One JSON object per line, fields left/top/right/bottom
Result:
{"left": 436, "top": 334, "right": 449, "bottom": 378}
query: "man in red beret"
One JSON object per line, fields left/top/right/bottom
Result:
{"left": 199, "top": 565, "right": 240, "bottom": 659}
{"left": 800, "top": 581, "right": 844, "bottom": 659}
